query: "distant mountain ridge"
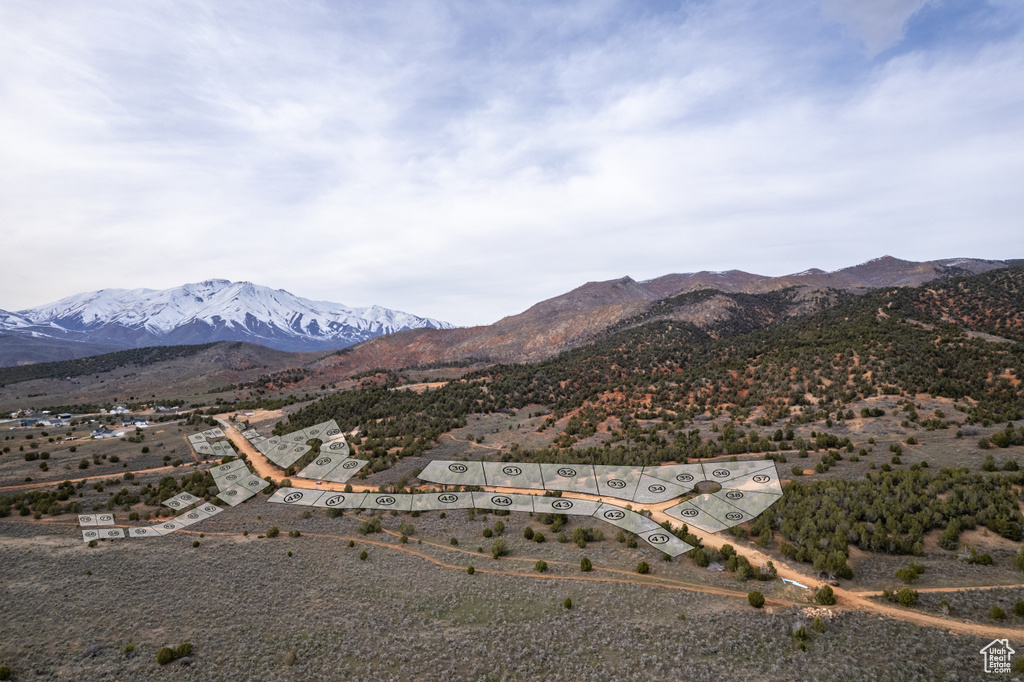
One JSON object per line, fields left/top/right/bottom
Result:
{"left": 641, "top": 256, "right": 1005, "bottom": 297}
{"left": 0, "top": 279, "right": 453, "bottom": 365}
{"left": 306, "top": 256, "right": 1011, "bottom": 378}
{"left": 0, "top": 256, "right": 1010, "bottom": 368}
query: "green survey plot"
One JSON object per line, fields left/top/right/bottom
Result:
{"left": 472, "top": 491, "right": 537, "bottom": 512}
{"left": 638, "top": 528, "right": 693, "bottom": 557}
{"left": 591, "top": 503, "right": 661, "bottom": 534}
{"left": 711, "top": 489, "right": 781, "bottom": 517}
{"left": 631, "top": 474, "right": 690, "bottom": 504}
{"left": 593, "top": 465, "right": 643, "bottom": 499}
{"left": 664, "top": 499, "right": 733, "bottom": 534}
{"left": 701, "top": 460, "right": 776, "bottom": 487}
{"left": 538, "top": 463, "right": 599, "bottom": 495}
{"left": 412, "top": 491, "right": 477, "bottom": 510}
{"left": 418, "top": 460, "right": 488, "bottom": 486}
{"left": 643, "top": 463, "right": 705, "bottom": 487}
{"left": 723, "top": 466, "right": 784, "bottom": 496}
{"left": 531, "top": 496, "right": 601, "bottom": 516}
{"left": 363, "top": 493, "right": 414, "bottom": 512}
{"left": 317, "top": 492, "right": 367, "bottom": 509}
{"left": 297, "top": 453, "right": 350, "bottom": 480}
{"left": 482, "top": 461, "right": 545, "bottom": 489}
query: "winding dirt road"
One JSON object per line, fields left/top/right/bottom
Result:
{"left": 23, "top": 417, "right": 1018, "bottom": 642}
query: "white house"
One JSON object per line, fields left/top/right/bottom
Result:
{"left": 91, "top": 427, "right": 125, "bottom": 439}
{"left": 122, "top": 419, "right": 150, "bottom": 427}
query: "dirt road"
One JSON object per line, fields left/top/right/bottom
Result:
{"left": 104, "top": 419, "right": 1024, "bottom": 641}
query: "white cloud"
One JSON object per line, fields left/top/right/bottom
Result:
{"left": 821, "top": 0, "right": 935, "bottom": 55}
{"left": 0, "top": 1, "right": 1021, "bottom": 326}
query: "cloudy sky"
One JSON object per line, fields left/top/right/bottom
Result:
{"left": 1, "top": 1, "right": 1022, "bottom": 326}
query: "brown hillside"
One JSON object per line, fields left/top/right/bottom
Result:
{"left": 310, "top": 256, "right": 1009, "bottom": 380}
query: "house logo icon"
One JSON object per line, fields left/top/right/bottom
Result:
{"left": 980, "top": 639, "right": 1015, "bottom": 674}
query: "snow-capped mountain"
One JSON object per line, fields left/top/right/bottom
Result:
{"left": 3, "top": 280, "right": 454, "bottom": 354}
{"left": 0, "top": 309, "right": 32, "bottom": 330}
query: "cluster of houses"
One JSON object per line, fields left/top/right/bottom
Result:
{"left": 9, "top": 404, "right": 152, "bottom": 438}
{"left": 13, "top": 412, "right": 73, "bottom": 428}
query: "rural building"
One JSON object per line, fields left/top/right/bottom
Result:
{"left": 90, "top": 427, "right": 125, "bottom": 439}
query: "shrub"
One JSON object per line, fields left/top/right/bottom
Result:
{"left": 748, "top": 591, "right": 765, "bottom": 608}
{"left": 482, "top": 528, "right": 493, "bottom": 538}
{"left": 895, "top": 561, "right": 926, "bottom": 583}
{"left": 691, "top": 548, "right": 710, "bottom": 567}
{"left": 896, "top": 588, "right": 918, "bottom": 607}
{"left": 192, "top": 540, "right": 199, "bottom": 548}
{"left": 79, "top": 459, "right": 89, "bottom": 469}
{"left": 580, "top": 557, "right": 593, "bottom": 572}
{"left": 564, "top": 597, "right": 572, "bottom": 609}
{"left": 535, "top": 560, "right": 548, "bottom": 573}
{"left": 491, "top": 539, "right": 509, "bottom": 559}
{"left": 636, "top": 561, "right": 650, "bottom": 575}
{"left": 791, "top": 466, "right": 803, "bottom": 476}
{"left": 466, "top": 565, "right": 474, "bottom": 575}
{"left": 156, "top": 647, "right": 175, "bottom": 665}
{"left": 450, "top": 537, "right": 459, "bottom": 545}
{"left": 1014, "top": 601, "right": 1024, "bottom": 617}
{"left": 523, "top": 527, "right": 534, "bottom": 540}
{"left": 357, "top": 518, "right": 382, "bottom": 535}
{"left": 991, "top": 605, "right": 1007, "bottom": 621}
{"left": 815, "top": 585, "right": 836, "bottom": 605}
{"left": 533, "top": 531, "right": 545, "bottom": 543}
{"left": 174, "top": 642, "right": 192, "bottom": 658}
{"left": 266, "top": 526, "right": 280, "bottom": 538}
{"left": 359, "top": 550, "right": 368, "bottom": 560}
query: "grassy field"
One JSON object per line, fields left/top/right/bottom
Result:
{"left": 0, "top": 496, "right": 1001, "bottom": 681}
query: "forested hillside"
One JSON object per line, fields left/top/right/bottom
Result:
{"left": 0, "top": 343, "right": 219, "bottom": 386}
{"left": 282, "top": 268, "right": 1024, "bottom": 474}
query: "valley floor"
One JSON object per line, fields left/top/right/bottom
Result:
{"left": 0, "top": 508, "right": 1004, "bottom": 682}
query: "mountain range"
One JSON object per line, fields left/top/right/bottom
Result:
{"left": 304, "top": 255, "right": 1010, "bottom": 380}
{"left": 0, "top": 256, "right": 1010, "bottom": 369}
{"left": 0, "top": 279, "right": 451, "bottom": 366}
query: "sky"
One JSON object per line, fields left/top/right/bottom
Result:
{"left": 1, "top": 0, "right": 1022, "bottom": 326}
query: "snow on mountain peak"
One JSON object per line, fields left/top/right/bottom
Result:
{"left": 9, "top": 280, "right": 453, "bottom": 352}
